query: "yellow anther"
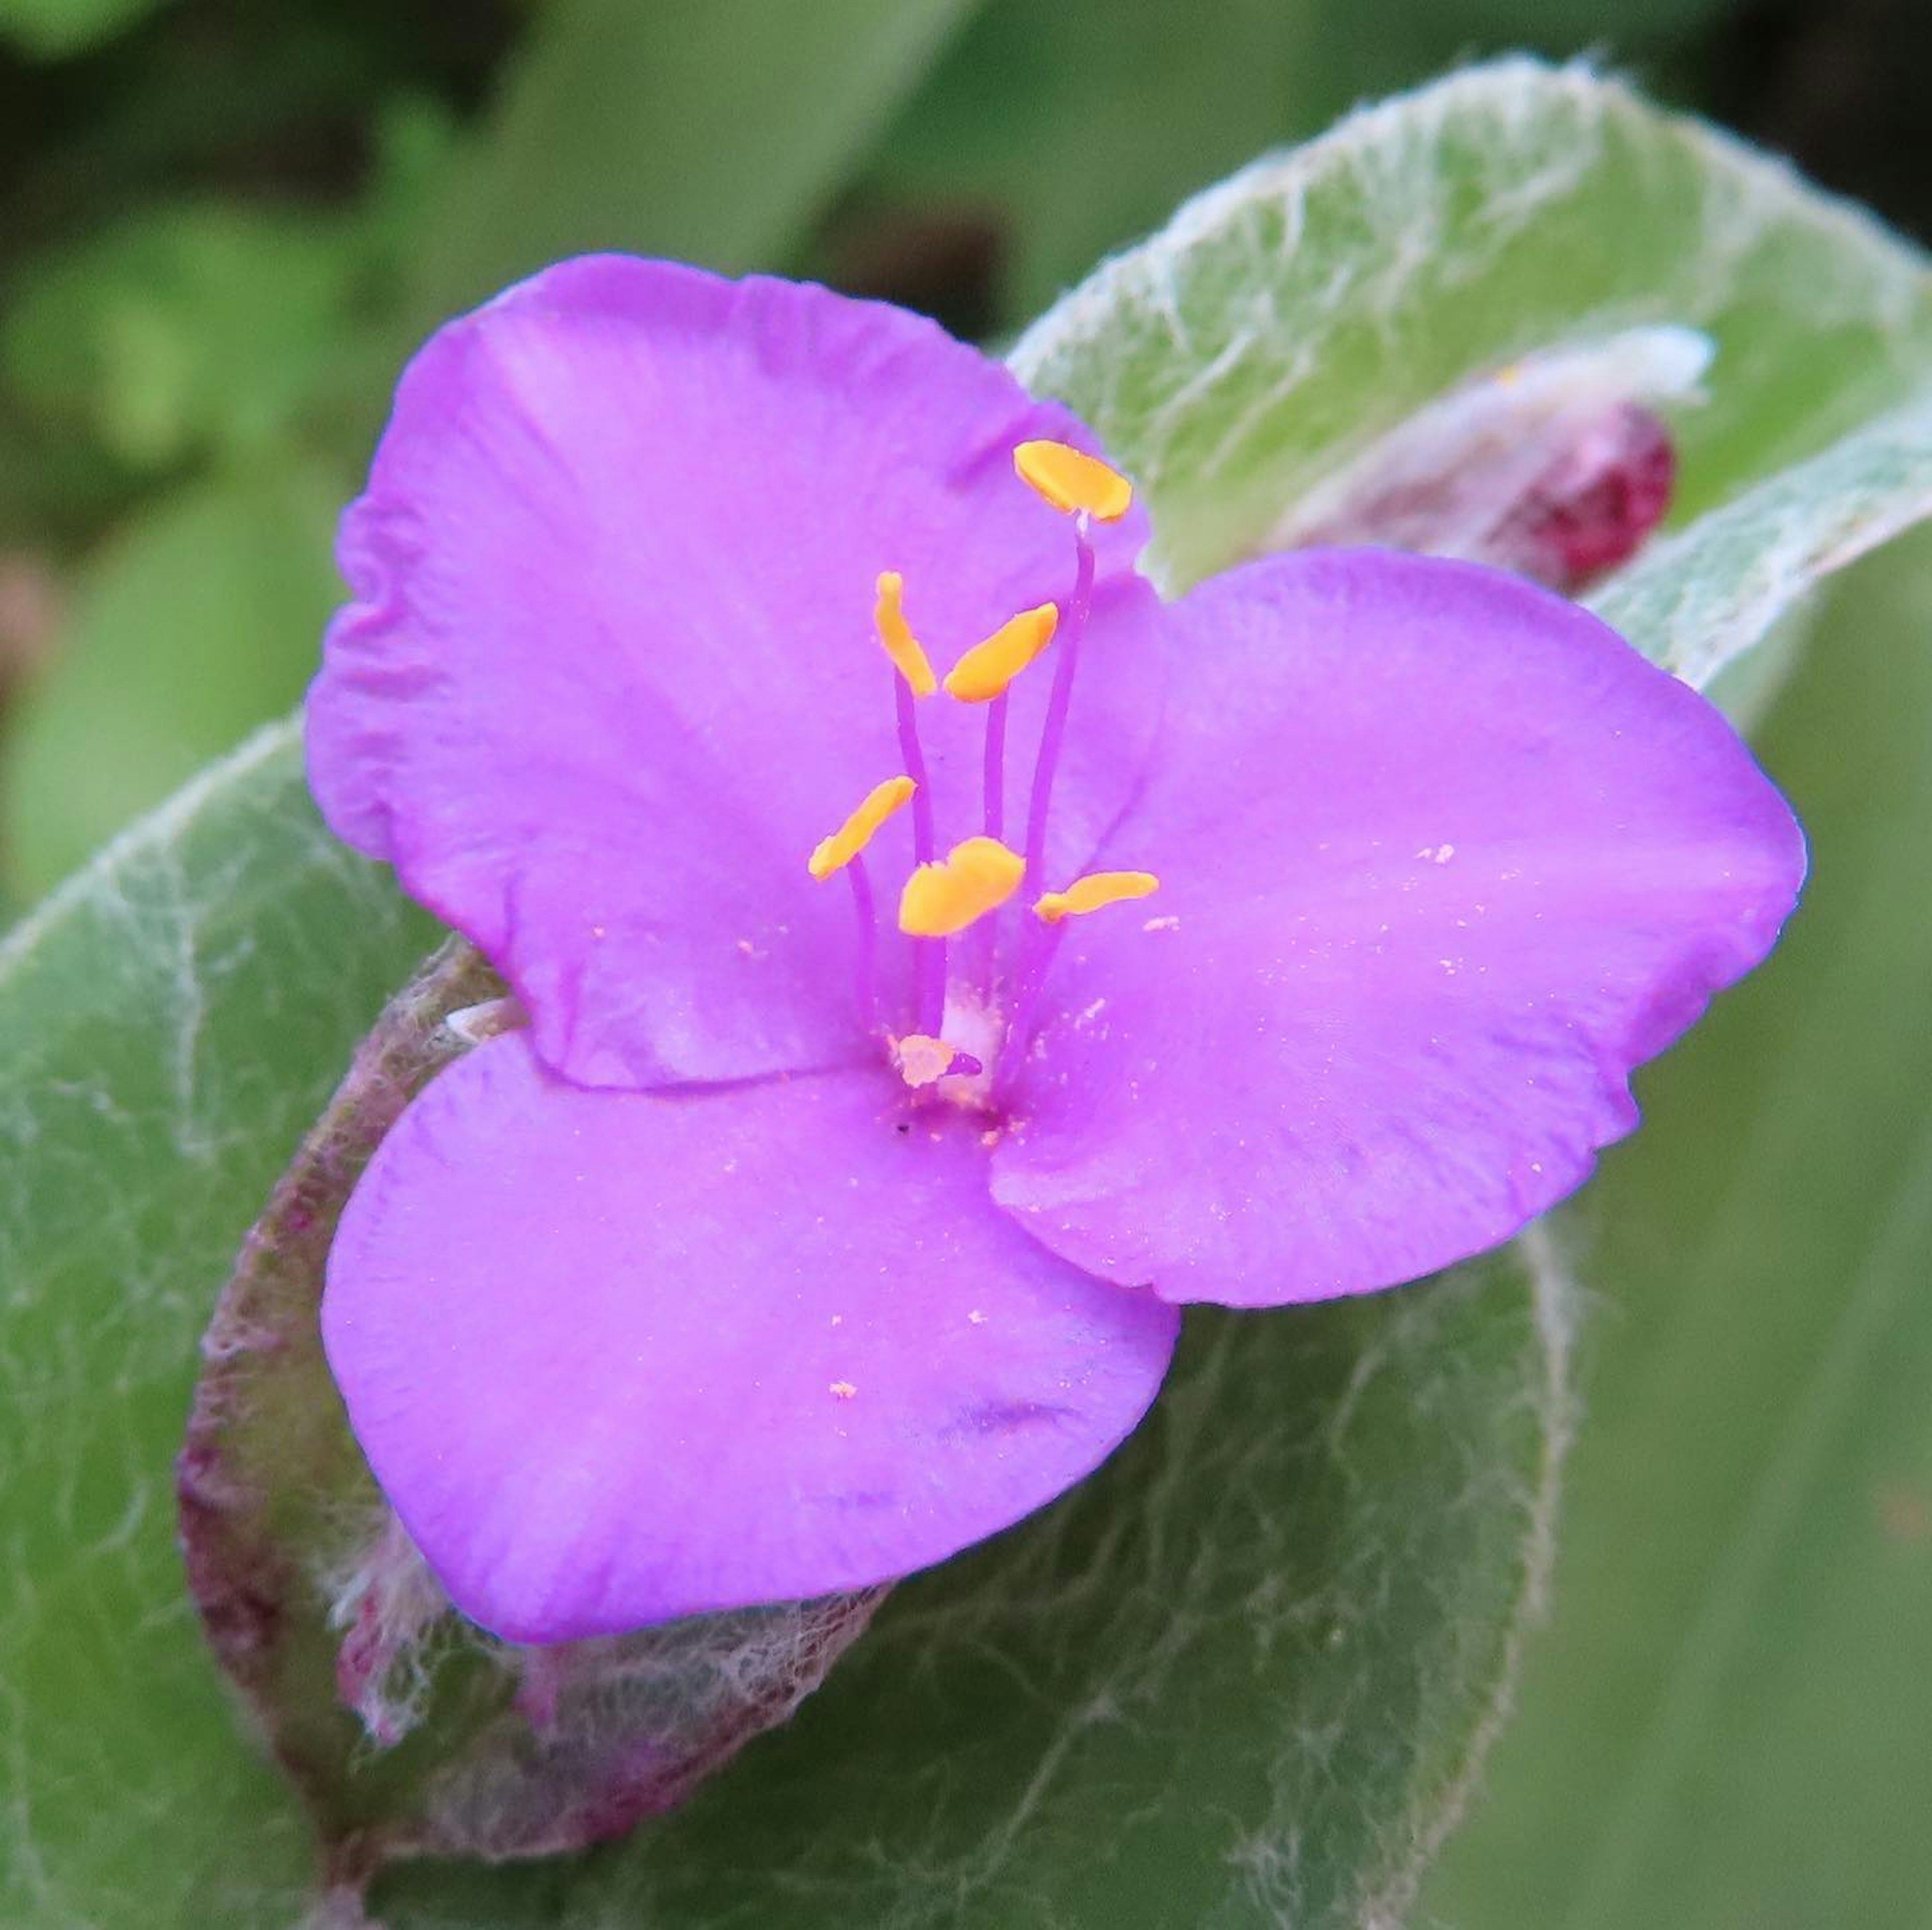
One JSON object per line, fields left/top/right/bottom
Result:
{"left": 1014, "top": 440, "right": 1134, "bottom": 523}
{"left": 894, "top": 1034, "right": 956, "bottom": 1088}
{"left": 942, "top": 603, "right": 1059, "bottom": 704}
{"left": 898, "top": 836, "right": 1025, "bottom": 939}
{"left": 874, "top": 571, "right": 937, "bottom": 698}
{"left": 1033, "top": 870, "right": 1161, "bottom": 924}
{"left": 808, "top": 775, "right": 915, "bottom": 880}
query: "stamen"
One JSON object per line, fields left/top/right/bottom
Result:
{"left": 1014, "top": 440, "right": 1134, "bottom": 523}
{"left": 942, "top": 604, "right": 1058, "bottom": 704}
{"left": 1034, "top": 870, "right": 1160, "bottom": 923}
{"left": 878, "top": 572, "right": 937, "bottom": 868}
{"left": 808, "top": 774, "right": 916, "bottom": 880}
{"left": 879, "top": 574, "right": 941, "bottom": 1022}
{"left": 873, "top": 571, "right": 936, "bottom": 697}
{"left": 893, "top": 1034, "right": 985, "bottom": 1089}
{"left": 899, "top": 836, "right": 1025, "bottom": 939}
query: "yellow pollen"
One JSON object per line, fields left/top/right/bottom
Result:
{"left": 874, "top": 571, "right": 936, "bottom": 697}
{"left": 808, "top": 774, "right": 916, "bottom": 880}
{"left": 1033, "top": 870, "right": 1161, "bottom": 924}
{"left": 894, "top": 1033, "right": 956, "bottom": 1088}
{"left": 898, "top": 835, "right": 1025, "bottom": 938}
{"left": 943, "top": 603, "right": 1059, "bottom": 703}
{"left": 1014, "top": 440, "right": 1134, "bottom": 522}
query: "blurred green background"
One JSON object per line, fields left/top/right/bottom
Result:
{"left": 2, "top": 3, "right": 1928, "bottom": 1926}
{"left": 1, "top": 0, "right": 1925, "bottom": 904}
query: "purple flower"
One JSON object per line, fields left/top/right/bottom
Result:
{"left": 308, "top": 257, "right": 1803, "bottom": 1645}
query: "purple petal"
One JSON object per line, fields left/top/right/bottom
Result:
{"left": 321, "top": 1033, "right": 1177, "bottom": 1642}
{"left": 307, "top": 257, "right": 1161, "bottom": 1090}
{"left": 993, "top": 549, "right": 1805, "bottom": 1306}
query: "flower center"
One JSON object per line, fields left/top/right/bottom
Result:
{"left": 806, "top": 439, "right": 1159, "bottom": 1109}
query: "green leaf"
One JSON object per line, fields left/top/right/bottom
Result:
{"left": 0, "top": 0, "right": 169, "bottom": 59}
{"left": 852, "top": 0, "right": 1325, "bottom": 328}
{"left": 2, "top": 206, "right": 371, "bottom": 471}
{"left": 1426, "top": 525, "right": 1932, "bottom": 1930}
{"left": 181, "top": 935, "right": 884, "bottom": 1871}
{"left": 0, "top": 725, "right": 436, "bottom": 1925}
{"left": 1591, "top": 388, "right": 1932, "bottom": 687}
{"left": 1, "top": 458, "right": 347, "bottom": 900}
{"left": 409, "top": 0, "right": 982, "bottom": 328}
{"left": 1010, "top": 57, "right": 1932, "bottom": 594}
{"left": 14, "top": 57, "right": 1923, "bottom": 1930}
{"left": 854, "top": 2, "right": 1734, "bottom": 338}
{"left": 0, "top": 718, "right": 1572, "bottom": 1927}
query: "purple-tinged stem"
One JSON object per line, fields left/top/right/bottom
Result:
{"left": 1023, "top": 519, "right": 1094, "bottom": 889}
{"left": 846, "top": 856, "right": 878, "bottom": 1031}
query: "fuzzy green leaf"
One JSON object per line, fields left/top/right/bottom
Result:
{"left": 1591, "top": 388, "right": 1932, "bottom": 687}
{"left": 1010, "top": 58, "right": 1932, "bottom": 595}
{"left": 1429, "top": 524, "right": 1932, "bottom": 1930}
{"left": 0, "top": 720, "right": 1571, "bottom": 1928}
{"left": 12, "top": 56, "right": 1932, "bottom": 1930}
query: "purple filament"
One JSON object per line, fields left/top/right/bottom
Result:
{"left": 846, "top": 855, "right": 878, "bottom": 1030}
{"left": 895, "top": 673, "right": 935, "bottom": 864}
{"left": 919, "top": 939, "right": 948, "bottom": 1038}
{"left": 1022, "top": 519, "right": 1094, "bottom": 890}
{"left": 983, "top": 690, "right": 1008, "bottom": 842}
{"left": 993, "top": 518, "right": 1096, "bottom": 1093}
{"left": 895, "top": 670, "right": 945, "bottom": 1032}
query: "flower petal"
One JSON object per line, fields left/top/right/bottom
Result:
{"left": 307, "top": 257, "right": 1160, "bottom": 1090}
{"left": 992, "top": 549, "right": 1805, "bottom": 1306}
{"left": 322, "top": 1033, "right": 1178, "bottom": 1642}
